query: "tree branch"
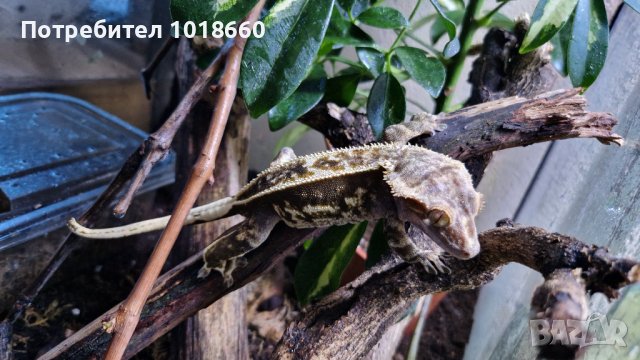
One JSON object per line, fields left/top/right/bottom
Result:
{"left": 102, "top": 3, "right": 265, "bottom": 358}
{"left": 0, "top": 20, "right": 235, "bottom": 360}
{"left": 39, "top": 225, "right": 320, "bottom": 360}
{"left": 40, "top": 87, "right": 623, "bottom": 358}
{"left": 273, "top": 222, "right": 640, "bottom": 359}
{"left": 300, "top": 89, "right": 622, "bottom": 155}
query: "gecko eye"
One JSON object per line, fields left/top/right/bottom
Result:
{"left": 428, "top": 208, "right": 451, "bottom": 227}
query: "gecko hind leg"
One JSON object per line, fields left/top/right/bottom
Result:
{"left": 385, "top": 218, "right": 449, "bottom": 274}
{"left": 199, "top": 210, "right": 280, "bottom": 286}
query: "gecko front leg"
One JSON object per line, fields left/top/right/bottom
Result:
{"left": 383, "top": 113, "right": 446, "bottom": 144}
{"left": 384, "top": 218, "right": 449, "bottom": 273}
{"left": 198, "top": 208, "right": 280, "bottom": 285}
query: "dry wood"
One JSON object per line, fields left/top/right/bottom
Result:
{"left": 178, "top": 100, "right": 252, "bottom": 359}
{"left": 0, "top": 23, "right": 236, "bottom": 360}
{"left": 102, "top": 3, "right": 265, "bottom": 358}
{"left": 113, "top": 39, "right": 233, "bottom": 217}
{"left": 39, "top": 87, "right": 622, "bottom": 359}
{"left": 273, "top": 221, "right": 640, "bottom": 359}
{"left": 301, "top": 89, "right": 622, "bottom": 160}
{"left": 38, "top": 225, "right": 320, "bottom": 359}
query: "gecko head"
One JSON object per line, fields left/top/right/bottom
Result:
{"left": 395, "top": 190, "right": 483, "bottom": 260}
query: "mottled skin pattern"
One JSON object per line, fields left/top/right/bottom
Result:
{"left": 68, "top": 116, "right": 483, "bottom": 285}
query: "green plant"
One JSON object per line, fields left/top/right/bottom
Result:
{"left": 170, "top": 0, "right": 633, "bottom": 304}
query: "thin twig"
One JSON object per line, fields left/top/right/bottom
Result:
{"left": 0, "top": 31, "right": 234, "bottom": 347}
{"left": 113, "top": 39, "right": 235, "bottom": 217}
{"left": 39, "top": 88, "right": 622, "bottom": 359}
{"left": 103, "top": 2, "right": 265, "bottom": 358}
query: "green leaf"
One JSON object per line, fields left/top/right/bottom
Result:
{"left": 394, "top": 47, "right": 446, "bottom": 98}
{"left": 357, "top": 7, "right": 409, "bottom": 29}
{"left": 241, "top": 0, "right": 335, "bottom": 118}
{"left": 268, "top": 66, "right": 327, "bottom": 131}
{"left": 356, "top": 47, "right": 385, "bottom": 77}
{"left": 294, "top": 222, "right": 368, "bottom": 304}
{"left": 170, "top": 0, "right": 258, "bottom": 27}
{"left": 520, "top": 0, "right": 579, "bottom": 54}
{"left": 439, "top": 0, "right": 465, "bottom": 10}
{"left": 367, "top": 73, "right": 406, "bottom": 139}
{"left": 323, "top": 73, "right": 361, "bottom": 106}
{"left": 338, "top": 0, "right": 369, "bottom": 17}
{"left": 350, "top": 0, "right": 369, "bottom": 18}
{"left": 626, "top": 0, "right": 640, "bottom": 13}
{"left": 482, "top": 11, "right": 516, "bottom": 31}
{"left": 566, "top": 0, "right": 608, "bottom": 88}
{"left": 430, "top": 9, "right": 463, "bottom": 44}
{"left": 550, "top": 20, "right": 572, "bottom": 76}
{"left": 430, "top": 0, "right": 460, "bottom": 58}
{"left": 323, "top": 5, "right": 374, "bottom": 50}
{"left": 273, "top": 123, "right": 310, "bottom": 155}
{"left": 365, "top": 220, "right": 389, "bottom": 268}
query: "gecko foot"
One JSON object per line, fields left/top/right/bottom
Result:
{"left": 200, "top": 256, "right": 249, "bottom": 287}
{"left": 417, "top": 251, "right": 451, "bottom": 274}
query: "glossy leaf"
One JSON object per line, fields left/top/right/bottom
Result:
{"left": 566, "top": 0, "right": 608, "bottom": 88}
{"left": 549, "top": 18, "right": 572, "bottom": 76}
{"left": 431, "top": 9, "right": 463, "bottom": 43}
{"left": 439, "top": 0, "right": 465, "bottom": 10}
{"left": 324, "top": 6, "right": 374, "bottom": 50}
{"left": 241, "top": 0, "right": 335, "bottom": 117}
{"left": 357, "top": 7, "right": 409, "bottom": 29}
{"left": 429, "top": 0, "right": 460, "bottom": 58}
{"left": 395, "top": 47, "right": 446, "bottom": 98}
{"left": 367, "top": 73, "right": 406, "bottom": 139}
{"left": 323, "top": 73, "right": 361, "bottom": 106}
{"left": 365, "top": 220, "right": 389, "bottom": 268}
{"left": 338, "top": 0, "right": 369, "bottom": 17}
{"left": 294, "top": 222, "right": 368, "bottom": 304}
{"left": 268, "top": 66, "right": 327, "bottom": 131}
{"left": 520, "top": 0, "right": 579, "bottom": 54}
{"left": 486, "top": 12, "right": 516, "bottom": 31}
{"left": 357, "top": 47, "right": 385, "bottom": 77}
{"left": 170, "top": 0, "right": 258, "bottom": 27}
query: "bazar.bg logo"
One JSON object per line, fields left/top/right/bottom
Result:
{"left": 529, "top": 313, "right": 627, "bottom": 347}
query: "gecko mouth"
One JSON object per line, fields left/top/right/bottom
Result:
{"left": 416, "top": 222, "right": 479, "bottom": 259}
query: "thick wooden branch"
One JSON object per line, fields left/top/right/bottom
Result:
{"left": 40, "top": 88, "right": 622, "bottom": 358}
{"left": 300, "top": 89, "right": 622, "bottom": 156}
{"left": 39, "top": 225, "right": 320, "bottom": 359}
{"left": 273, "top": 222, "right": 640, "bottom": 359}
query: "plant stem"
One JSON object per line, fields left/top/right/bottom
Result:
{"left": 477, "top": 0, "right": 510, "bottom": 26}
{"left": 385, "top": 0, "right": 424, "bottom": 71}
{"left": 403, "top": 31, "right": 440, "bottom": 56}
{"left": 434, "top": 0, "right": 485, "bottom": 113}
{"left": 389, "top": 0, "right": 423, "bottom": 51}
{"left": 102, "top": 2, "right": 265, "bottom": 359}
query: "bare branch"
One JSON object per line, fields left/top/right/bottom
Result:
{"left": 0, "top": 23, "right": 234, "bottom": 356}
{"left": 102, "top": 3, "right": 266, "bottom": 358}
{"left": 39, "top": 88, "right": 624, "bottom": 359}
{"left": 113, "top": 39, "right": 234, "bottom": 217}
{"left": 300, "top": 89, "right": 622, "bottom": 156}
{"left": 273, "top": 222, "right": 640, "bottom": 359}
{"left": 38, "top": 225, "right": 319, "bottom": 359}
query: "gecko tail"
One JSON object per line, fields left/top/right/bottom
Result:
{"left": 68, "top": 196, "right": 236, "bottom": 239}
